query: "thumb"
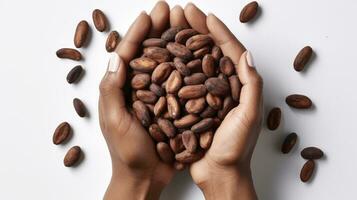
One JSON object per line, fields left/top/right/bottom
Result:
{"left": 99, "top": 52, "right": 127, "bottom": 117}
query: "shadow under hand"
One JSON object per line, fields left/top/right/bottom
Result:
{"left": 160, "top": 170, "right": 200, "bottom": 200}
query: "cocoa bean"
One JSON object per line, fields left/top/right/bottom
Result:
{"left": 175, "top": 29, "right": 198, "bottom": 44}
{"left": 300, "top": 160, "right": 315, "bottom": 182}
{"left": 143, "top": 38, "right": 167, "bottom": 48}
{"left": 200, "top": 131, "right": 213, "bottom": 149}
{"left": 191, "top": 118, "right": 214, "bottom": 133}
{"left": 205, "top": 77, "right": 230, "bottom": 96}
{"left": 186, "top": 34, "right": 213, "bottom": 50}
{"left": 184, "top": 73, "right": 207, "bottom": 85}
{"left": 202, "top": 54, "right": 216, "bottom": 77}
{"left": 286, "top": 94, "right": 312, "bottom": 109}
{"left": 194, "top": 46, "right": 211, "bottom": 59}
{"left": 67, "top": 65, "right": 83, "bottom": 84}
{"left": 64, "top": 146, "right": 82, "bottom": 167}
{"left": 149, "top": 83, "right": 165, "bottom": 96}
{"left": 144, "top": 47, "right": 171, "bottom": 63}
{"left": 149, "top": 124, "right": 167, "bottom": 142}
{"left": 178, "top": 85, "right": 207, "bottom": 99}
{"left": 185, "top": 97, "right": 206, "bottom": 114}
{"left": 166, "top": 70, "right": 182, "bottom": 94}
{"left": 161, "top": 27, "right": 184, "bottom": 42}
{"left": 154, "top": 97, "right": 167, "bottom": 117}
{"left": 229, "top": 75, "right": 241, "bottom": 101}
{"left": 294, "top": 46, "right": 313, "bottom": 72}
{"left": 267, "top": 107, "right": 281, "bottom": 130}
{"left": 167, "top": 94, "right": 180, "bottom": 119}
{"left": 106, "top": 31, "right": 120, "bottom": 52}
{"left": 157, "top": 142, "right": 174, "bottom": 163}
{"left": 166, "top": 42, "right": 193, "bottom": 61}
{"left": 73, "top": 98, "right": 87, "bottom": 117}
{"left": 206, "top": 93, "right": 222, "bottom": 110}
{"left": 74, "top": 20, "right": 89, "bottom": 48}
{"left": 175, "top": 149, "right": 204, "bottom": 163}
{"left": 182, "top": 130, "right": 198, "bottom": 153}
{"left": 53, "top": 122, "right": 71, "bottom": 145}
{"left": 130, "top": 57, "right": 157, "bottom": 72}
{"left": 157, "top": 118, "right": 176, "bottom": 138}
{"left": 173, "top": 114, "right": 200, "bottom": 129}
{"left": 281, "top": 133, "right": 297, "bottom": 154}
{"left": 170, "top": 134, "right": 185, "bottom": 153}
{"left": 131, "top": 73, "right": 151, "bottom": 90}
{"left": 92, "top": 9, "right": 108, "bottom": 32}
{"left": 219, "top": 56, "right": 235, "bottom": 76}
{"left": 136, "top": 90, "right": 157, "bottom": 104}
{"left": 211, "top": 46, "right": 223, "bottom": 62}
{"left": 239, "top": 1, "right": 259, "bottom": 23}
{"left": 151, "top": 62, "right": 173, "bottom": 84}
{"left": 174, "top": 57, "right": 191, "bottom": 76}
{"left": 301, "top": 147, "right": 324, "bottom": 160}
{"left": 133, "top": 100, "right": 151, "bottom": 126}
{"left": 56, "top": 48, "right": 82, "bottom": 61}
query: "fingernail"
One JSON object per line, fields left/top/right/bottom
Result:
{"left": 141, "top": 11, "right": 147, "bottom": 15}
{"left": 246, "top": 51, "right": 255, "bottom": 67}
{"left": 107, "top": 52, "right": 120, "bottom": 72}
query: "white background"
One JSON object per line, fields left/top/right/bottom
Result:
{"left": 0, "top": 0, "right": 356, "bottom": 199}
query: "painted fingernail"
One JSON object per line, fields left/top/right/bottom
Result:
{"left": 107, "top": 52, "right": 120, "bottom": 72}
{"left": 246, "top": 51, "right": 255, "bottom": 67}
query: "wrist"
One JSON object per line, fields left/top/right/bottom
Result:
{"left": 198, "top": 164, "right": 257, "bottom": 200}
{"left": 104, "top": 164, "right": 165, "bottom": 200}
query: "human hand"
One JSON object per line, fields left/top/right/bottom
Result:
{"left": 98, "top": 2, "right": 187, "bottom": 199}
{"left": 181, "top": 3, "right": 263, "bottom": 200}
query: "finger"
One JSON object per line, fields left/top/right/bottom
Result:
{"left": 115, "top": 11, "right": 151, "bottom": 63}
{"left": 170, "top": 5, "right": 190, "bottom": 28}
{"left": 184, "top": 3, "right": 209, "bottom": 34}
{"left": 148, "top": 1, "right": 170, "bottom": 37}
{"left": 99, "top": 53, "right": 127, "bottom": 112}
{"left": 206, "top": 13, "right": 245, "bottom": 64}
{"left": 235, "top": 51, "right": 263, "bottom": 121}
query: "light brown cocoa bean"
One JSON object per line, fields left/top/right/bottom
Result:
{"left": 106, "top": 31, "right": 120, "bottom": 52}
{"left": 131, "top": 73, "right": 151, "bottom": 89}
{"left": 149, "top": 124, "right": 167, "bottom": 142}
{"left": 151, "top": 62, "right": 173, "bottom": 84}
{"left": 130, "top": 57, "right": 157, "bottom": 72}
{"left": 202, "top": 54, "right": 216, "bottom": 77}
{"left": 157, "top": 118, "right": 176, "bottom": 138}
{"left": 166, "top": 70, "right": 182, "bottom": 94}
{"left": 229, "top": 75, "right": 241, "bottom": 101}
{"left": 178, "top": 85, "right": 207, "bottom": 99}
{"left": 64, "top": 146, "right": 82, "bottom": 167}
{"left": 74, "top": 20, "right": 89, "bottom": 48}
{"left": 239, "top": 1, "right": 259, "bottom": 23}
{"left": 92, "top": 9, "right": 108, "bottom": 32}
{"left": 53, "top": 122, "right": 71, "bottom": 145}
{"left": 184, "top": 73, "right": 207, "bottom": 85}
{"left": 173, "top": 114, "right": 200, "bottom": 129}
{"left": 182, "top": 130, "right": 198, "bottom": 153}
{"left": 133, "top": 100, "right": 151, "bottom": 126}
{"left": 157, "top": 142, "right": 174, "bottom": 163}
{"left": 219, "top": 56, "right": 235, "bottom": 76}
{"left": 200, "top": 131, "right": 213, "bottom": 149}
{"left": 186, "top": 34, "right": 213, "bottom": 50}
{"left": 191, "top": 118, "right": 214, "bottom": 133}
{"left": 175, "top": 29, "right": 198, "bottom": 44}
{"left": 154, "top": 97, "right": 166, "bottom": 117}
{"left": 167, "top": 94, "right": 180, "bottom": 119}
{"left": 144, "top": 47, "right": 171, "bottom": 63}
{"left": 206, "top": 93, "right": 222, "bottom": 110}
{"left": 205, "top": 77, "right": 230, "bottom": 96}
{"left": 185, "top": 97, "right": 206, "bottom": 114}
{"left": 136, "top": 90, "right": 157, "bottom": 104}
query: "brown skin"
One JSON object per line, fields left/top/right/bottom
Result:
{"left": 99, "top": 2, "right": 262, "bottom": 200}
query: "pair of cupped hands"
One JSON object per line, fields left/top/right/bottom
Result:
{"left": 99, "top": 2, "right": 263, "bottom": 200}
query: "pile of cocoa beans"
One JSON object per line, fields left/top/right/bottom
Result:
{"left": 128, "top": 27, "right": 242, "bottom": 166}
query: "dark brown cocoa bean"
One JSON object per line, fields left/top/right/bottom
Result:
{"left": 206, "top": 93, "right": 222, "bottom": 110}
{"left": 175, "top": 149, "right": 204, "bottom": 163}
{"left": 200, "top": 106, "right": 217, "bottom": 118}
{"left": 229, "top": 75, "right": 241, "bottom": 101}
{"left": 149, "top": 124, "right": 167, "bottom": 142}
{"left": 211, "top": 46, "right": 223, "bottom": 62}
{"left": 281, "top": 133, "right": 298, "bottom": 154}
{"left": 169, "top": 134, "right": 185, "bottom": 153}
{"left": 218, "top": 96, "right": 235, "bottom": 119}
{"left": 219, "top": 56, "right": 235, "bottom": 76}
{"left": 133, "top": 100, "right": 151, "bottom": 126}
{"left": 67, "top": 65, "right": 83, "bottom": 84}
{"left": 73, "top": 98, "right": 87, "bottom": 117}
{"left": 286, "top": 94, "right": 312, "bottom": 109}
{"left": 300, "top": 160, "right": 315, "bottom": 182}
{"left": 186, "top": 59, "right": 202, "bottom": 73}
{"left": 174, "top": 57, "right": 191, "bottom": 76}
{"left": 161, "top": 27, "right": 183, "bottom": 42}
{"left": 157, "top": 118, "right": 176, "bottom": 138}
{"left": 267, "top": 107, "right": 281, "bottom": 130}
{"left": 149, "top": 83, "right": 165, "bottom": 96}
{"left": 301, "top": 147, "right": 324, "bottom": 159}
{"left": 193, "top": 46, "right": 211, "bottom": 59}
{"left": 56, "top": 48, "right": 82, "bottom": 61}
{"left": 205, "top": 77, "right": 230, "bottom": 96}
{"left": 191, "top": 118, "right": 214, "bottom": 133}
{"left": 294, "top": 46, "right": 313, "bottom": 72}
